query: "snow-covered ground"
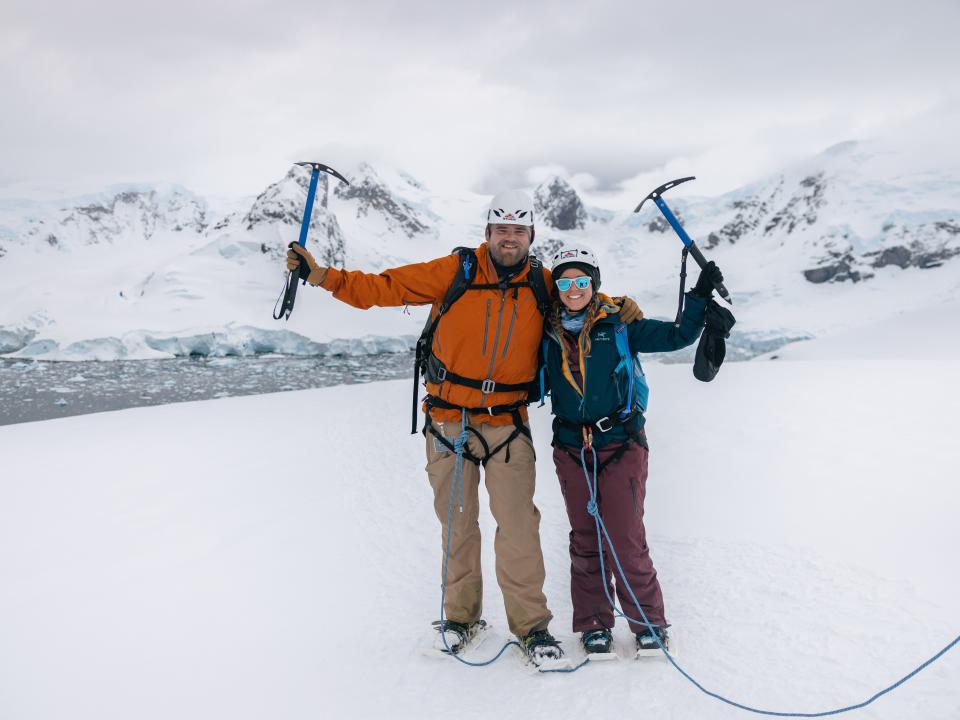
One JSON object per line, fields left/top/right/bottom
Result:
{"left": 1, "top": 306, "right": 957, "bottom": 720}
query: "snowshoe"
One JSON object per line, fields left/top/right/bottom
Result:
{"left": 431, "top": 618, "right": 487, "bottom": 655}
{"left": 519, "top": 629, "right": 565, "bottom": 667}
{"left": 581, "top": 628, "right": 613, "bottom": 654}
{"left": 635, "top": 625, "right": 670, "bottom": 657}
{"left": 579, "top": 627, "right": 618, "bottom": 662}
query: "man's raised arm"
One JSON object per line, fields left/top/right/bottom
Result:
{"left": 287, "top": 244, "right": 458, "bottom": 309}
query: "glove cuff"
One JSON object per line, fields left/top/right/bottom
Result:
{"left": 307, "top": 267, "right": 328, "bottom": 287}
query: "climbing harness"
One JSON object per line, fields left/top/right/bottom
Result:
{"left": 423, "top": 397, "right": 530, "bottom": 466}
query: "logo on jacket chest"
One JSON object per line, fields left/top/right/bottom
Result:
{"left": 593, "top": 331, "right": 612, "bottom": 343}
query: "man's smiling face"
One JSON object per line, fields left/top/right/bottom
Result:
{"left": 487, "top": 223, "right": 532, "bottom": 266}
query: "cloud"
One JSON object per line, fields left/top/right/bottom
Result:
{"left": 1, "top": 0, "right": 958, "bottom": 199}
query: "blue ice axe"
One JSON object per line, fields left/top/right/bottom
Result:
{"left": 635, "top": 176, "right": 733, "bottom": 305}
{"left": 273, "top": 161, "right": 350, "bottom": 320}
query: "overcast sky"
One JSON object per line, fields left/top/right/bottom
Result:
{"left": 2, "top": 0, "right": 959, "bottom": 201}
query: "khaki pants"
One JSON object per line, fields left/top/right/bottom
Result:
{"left": 425, "top": 419, "right": 552, "bottom": 637}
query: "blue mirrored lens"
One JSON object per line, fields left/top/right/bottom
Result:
{"left": 556, "top": 276, "right": 591, "bottom": 291}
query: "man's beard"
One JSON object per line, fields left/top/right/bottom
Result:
{"left": 490, "top": 244, "right": 528, "bottom": 266}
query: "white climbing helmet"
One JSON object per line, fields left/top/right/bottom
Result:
{"left": 550, "top": 245, "right": 600, "bottom": 273}
{"left": 487, "top": 189, "right": 535, "bottom": 227}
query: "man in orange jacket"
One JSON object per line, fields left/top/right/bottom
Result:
{"left": 286, "top": 189, "right": 641, "bottom": 664}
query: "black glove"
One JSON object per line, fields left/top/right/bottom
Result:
{"left": 691, "top": 261, "right": 724, "bottom": 299}
{"left": 693, "top": 300, "right": 736, "bottom": 382}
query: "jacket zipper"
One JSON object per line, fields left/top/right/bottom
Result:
{"left": 481, "top": 299, "right": 491, "bottom": 356}
{"left": 481, "top": 289, "right": 507, "bottom": 404}
{"left": 500, "top": 302, "right": 518, "bottom": 359}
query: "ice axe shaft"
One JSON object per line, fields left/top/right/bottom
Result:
{"left": 635, "top": 176, "right": 733, "bottom": 305}
{"left": 273, "top": 162, "right": 350, "bottom": 321}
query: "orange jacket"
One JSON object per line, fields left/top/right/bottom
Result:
{"left": 321, "top": 243, "right": 552, "bottom": 426}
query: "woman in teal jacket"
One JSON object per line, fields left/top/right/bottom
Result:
{"left": 542, "top": 244, "right": 721, "bottom": 656}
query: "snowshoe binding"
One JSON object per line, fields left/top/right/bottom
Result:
{"left": 635, "top": 625, "right": 670, "bottom": 657}
{"left": 519, "top": 628, "right": 565, "bottom": 668}
{"left": 431, "top": 618, "right": 487, "bottom": 655}
{"left": 581, "top": 628, "right": 613, "bottom": 654}
{"left": 579, "top": 627, "right": 618, "bottom": 662}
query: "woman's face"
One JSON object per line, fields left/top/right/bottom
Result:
{"left": 557, "top": 267, "right": 594, "bottom": 313}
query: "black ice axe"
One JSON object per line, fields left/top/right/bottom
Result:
{"left": 273, "top": 161, "right": 350, "bottom": 321}
{"left": 635, "top": 176, "right": 733, "bottom": 305}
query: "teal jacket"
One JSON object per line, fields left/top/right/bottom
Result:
{"left": 542, "top": 293, "right": 706, "bottom": 449}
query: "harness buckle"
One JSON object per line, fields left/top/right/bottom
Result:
{"left": 595, "top": 416, "right": 614, "bottom": 433}
{"left": 436, "top": 366, "right": 447, "bottom": 382}
{"left": 481, "top": 379, "right": 496, "bottom": 394}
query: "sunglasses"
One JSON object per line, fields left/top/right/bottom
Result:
{"left": 555, "top": 276, "right": 591, "bottom": 292}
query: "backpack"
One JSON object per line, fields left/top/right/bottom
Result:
{"left": 411, "top": 247, "right": 552, "bottom": 433}
{"left": 538, "top": 320, "right": 649, "bottom": 420}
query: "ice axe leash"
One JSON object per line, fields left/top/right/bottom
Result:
{"left": 635, "top": 176, "right": 733, "bottom": 306}
{"left": 272, "top": 162, "right": 349, "bottom": 321}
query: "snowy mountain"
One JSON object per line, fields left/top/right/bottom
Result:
{"left": 333, "top": 162, "right": 432, "bottom": 240}
{"left": 204, "top": 166, "right": 348, "bottom": 267}
{"left": 534, "top": 175, "right": 587, "bottom": 231}
{"left": 0, "top": 185, "right": 209, "bottom": 255}
{"left": 1, "top": 140, "right": 959, "bottom": 360}
{"left": 651, "top": 142, "right": 960, "bottom": 284}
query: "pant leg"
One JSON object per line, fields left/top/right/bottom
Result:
{"left": 425, "top": 420, "right": 483, "bottom": 624}
{"left": 481, "top": 423, "right": 552, "bottom": 637}
{"left": 553, "top": 444, "right": 617, "bottom": 633}
{"left": 598, "top": 443, "right": 667, "bottom": 634}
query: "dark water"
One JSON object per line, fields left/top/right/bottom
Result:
{"left": 0, "top": 353, "right": 415, "bottom": 426}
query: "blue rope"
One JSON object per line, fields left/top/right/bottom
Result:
{"left": 576, "top": 443, "right": 959, "bottom": 716}
{"left": 429, "top": 418, "right": 959, "bottom": 702}
{"left": 436, "top": 409, "right": 522, "bottom": 666}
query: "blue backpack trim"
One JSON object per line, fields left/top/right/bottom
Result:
{"left": 614, "top": 323, "right": 648, "bottom": 417}
{"left": 538, "top": 337, "right": 550, "bottom": 407}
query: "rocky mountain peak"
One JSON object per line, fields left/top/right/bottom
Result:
{"left": 333, "top": 163, "right": 429, "bottom": 238}
{"left": 5, "top": 187, "right": 208, "bottom": 251}
{"left": 237, "top": 166, "right": 345, "bottom": 266}
{"left": 533, "top": 176, "right": 586, "bottom": 231}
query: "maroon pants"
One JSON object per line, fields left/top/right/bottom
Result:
{"left": 553, "top": 441, "right": 666, "bottom": 634}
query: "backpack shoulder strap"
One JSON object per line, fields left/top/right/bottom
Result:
{"left": 527, "top": 254, "right": 551, "bottom": 317}
{"left": 412, "top": 247, "right": 479, "bottom": 433}
{"left": 439, "top": 247, "right": 478, "bottom": 311}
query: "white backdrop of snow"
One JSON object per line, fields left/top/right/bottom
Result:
{"left": 0, "top": 306, "right": 957, "bottom": 719}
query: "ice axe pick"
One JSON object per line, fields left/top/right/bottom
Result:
{"left": 635, "top": 176, "right": 732, "bottom": 304}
